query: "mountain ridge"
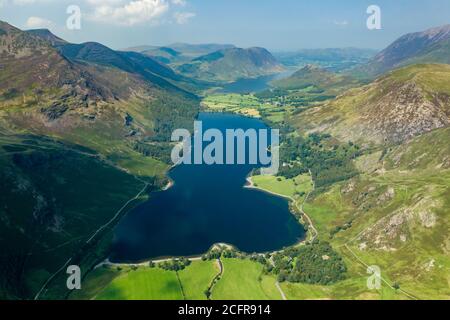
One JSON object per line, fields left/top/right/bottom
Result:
{"left": 356, "top": 24, "right": 450, "bottom": 77}
{"left": 293, "top": 63, "right": 450, "bottom": 145}
{"left": 176, "top": 46, "right": 285, "bottom": 82}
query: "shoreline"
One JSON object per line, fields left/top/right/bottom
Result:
{"left": 95, "top": 243, "right": 235, "bottom": 269}
{"left": 99, "top": 175, "right": 317, "bottom": 270}
{"left": 100, "top": 112, "right": 317, "bottom": 269}
{"left": 245, "top": 174, "right": 318, "bottom": 245}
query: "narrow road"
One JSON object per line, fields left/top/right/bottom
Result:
{"left": 275, "top": 281, "right": 287, "bottom": 300}
{"left": 297, "top": 170, "right": 318, "bottom": 243}
{"left": 344, "top": 244, "right": 419, "bottom": 300}
{"left": 206, "top": 258, "right": 224, "bottom": 300}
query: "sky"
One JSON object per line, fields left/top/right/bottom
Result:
{"left": 0, "top": 0, "right": 450, "bottom": 51}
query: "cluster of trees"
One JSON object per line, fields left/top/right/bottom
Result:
{"left": 201, "top": 246, "right": 270, "bottom": 265}
{"left": 158, "top": 258, "right": 191, "bottom": 271}
{"left": 255, "top": 88, "right": 289, "bottom": 100}
{"left": 279, "top": 133, "right": 360, "bottom": 187}
{"left": 202, "top": 246, "right": 243, "bottom": 261}
{"left": 329, "top": 219, "right": 354, "bottom": 239}
{"left": 133, "top": 141, "right": 173, "bottom": 164}
{"left": 147, "top": 93, "right": 199, "bottom": 142}
{"left": 272, "top": 241, "right": 347, "bottom": 285}
{"left": 277, "top": 163, "right": 308, "bottom": 179}
{"left": 254, "top": 86, "right": 336, "bottom": 108}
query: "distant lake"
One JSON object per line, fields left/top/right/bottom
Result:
{"left": 219, "top": 71, "right": 294, "bottom": 94}
{"left": 109, "top": 112, "right": 304, "bottom": 262}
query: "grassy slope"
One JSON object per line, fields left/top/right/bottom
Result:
{"left": 0, "top": 135, "right": 145, "bottom": 299}
{"left": 285, "top": 127, "right": 450, "bottom": 300}
{"left": 0, "top": 22, "right": 201, "bottom": 300}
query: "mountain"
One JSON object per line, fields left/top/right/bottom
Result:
{"left": 140, "top": 46, "right": 183, "bottom": 64}
{"left": 176, "top": 47, "right": 285, "bottom": 82}
{"left": 274, "top": 48, "right": 377, "bottom": 71}
{"left": 165, "top": 43, "right": 235, "bottom": 57}
{"left": 293, "top": 64, "right": 450, "bottom": 145}
{"left": 27, "top": 30, "right": 207, "bottom": 93}
{"left": 0, "top": 20, "right": 200, "bottom": 299}
{"left": 121, "top": 45, "right": 159, "bottom": 53}
{"left": 356, "top": 24, "right": 450, "bottom": 77}
{"left": 1, "top": 20, "right": 199, "bottom": 166}
{"left": 55, "top": 42, "right": 182, "bottom": 90}
{"left": 283, "top": 62, "right": 450, "bottom": 300}
{"left": 272, "top": 64, "right": 359, "bottom": 91}
{"left": 251, "top": 65, "right": 362, "bottom": 108}
{"left": 26, "top": 28, "right": 68, "bottom": 46}
{"left": 122, "top": 43, "right": 235, "bottom": 65}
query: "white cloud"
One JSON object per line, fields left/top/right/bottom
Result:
{"left": 88, "top": 0, "right": 171, "bottom": 26}
{"left": 25, "top": 16, "right": 54, "bottom": 29}
{"left": 173, "top": 11, "right": 195, "bottom": 25}
{"left": 2, "top": 0, "right": 196, "bottom": 27}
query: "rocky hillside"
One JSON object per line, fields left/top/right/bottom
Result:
{"left": 287, "top": 62, "right": 450, "bottom": 299}
{"left": 357, "top": 24, "right": 450, "bottom": 78}
{"left": 0, "top": 21, "right": 199, "bottom": 156}
{"left": 176, "top": 47, "right": 285, "bottom": 82}
{"left": 293, "top": 64, "right": 450, "bottom": 145}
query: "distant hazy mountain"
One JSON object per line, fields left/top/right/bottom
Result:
{"left": 176, "top": 47, "right": 285, "bottom": 82}
{"left": 274, "top": 48, "right": 377, "bottom": 72}
{"left": 166, "top": 43, "right": 236, "bottom": 57}
{"left": 122, "top": 45, "right": 160, "bottom": 52}
{"left": 357, "top": 24, "right": 450, "bottom": 77}
{"left": 122, "top": 43, "right": 236, "bottom": 64}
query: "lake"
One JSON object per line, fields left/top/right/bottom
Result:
{"left": 109, "top": 112, "right": 304, "bottom": 262}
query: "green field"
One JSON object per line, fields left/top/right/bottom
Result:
{"left": 202, "top": 94, "right": 289, "bottom": 124}
{"left": 178, "top": 260, "right": 219, "bottom": 300}
{"left": 96, "top": 268, "right": 184, "bottom": 300}
{"left": 75, "top": 260, "right": 219, "bottom": 300}
{"left": 211, "top": 259, "right": 281, "bottom": 300}
{"left": 251, "top": 174, "right": 313, "bottom": 200}
{"left": 76, "top": 258, "right": 281, "bottom": 301}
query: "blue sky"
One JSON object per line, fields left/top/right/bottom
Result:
{"left": 0, "top": 0, "right": 449, "bottom": 51}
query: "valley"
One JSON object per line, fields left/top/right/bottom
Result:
{"left": 0, "top": 16, "right": 449, "bottom": 301}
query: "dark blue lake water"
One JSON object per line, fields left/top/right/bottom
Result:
{"left": 109, "top": 112, "right": 304, "bottom": 262}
